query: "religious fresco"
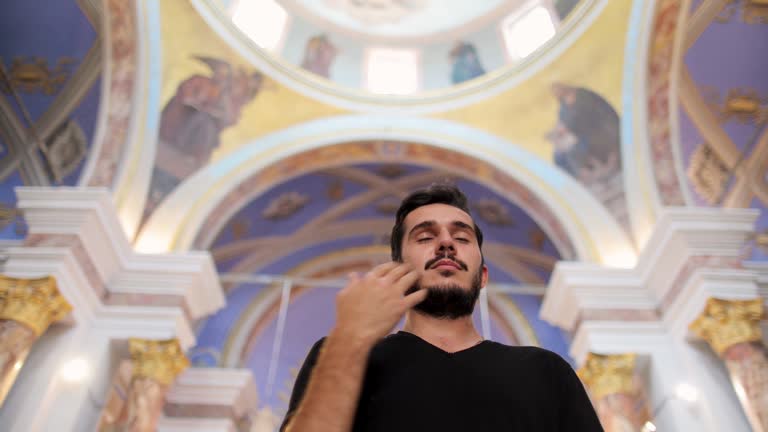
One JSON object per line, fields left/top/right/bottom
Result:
{"left": 143, "top": 56, "right": 265, "bottom": 220}
{"left": 157, "top": 0, "right": 345, "bottom": 163}
{"left": 436, "top": 0, "right": 630, "bottom": 160}
{"left": 0, "top": 0, "right": 101, "bottom": 240}
{"left": 547, "top": 83, "right": 627, "bottom": 229}
{"left": 673, "top": 0, "right": 768, "bottom": 259}
{"left": 300, "top": 34, "right": 338, "bottom": 79}
{"left": 449, "top": 41, "right": 486, "bottom": 85}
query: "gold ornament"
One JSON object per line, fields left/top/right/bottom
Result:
{"left": 577, "top": 353, "right": 638, "bottom": 400}
{"left": 129, "top": 338, "right": 189, "bottom": 386}
{"left": 689, "top": 297, "right": 763, "bottom": 355}
{"left": 0, "top": 275, "right": 72, "bottom": 336}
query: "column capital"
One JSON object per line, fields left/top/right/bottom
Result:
{"left": 129, "top": 338, "right": 190, "bottom": 386}
{"left": 577, "top": 352, "right": 638, "bottom": 400}
{"left": 0, "top": 275, "right": 72, "bottom": 335}
{"left": 689, "top": 297, "right": 763, "bottom": 355}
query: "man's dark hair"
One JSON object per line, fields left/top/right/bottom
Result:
{"left": 390, "top": 183, "right": 484, "bottom": 262}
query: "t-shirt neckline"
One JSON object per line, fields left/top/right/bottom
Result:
{"left": 397, "top": 330, "right": 488, "bottom": 356}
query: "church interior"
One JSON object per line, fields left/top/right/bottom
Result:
{"left": 1, "top": 0, "right": 767, "bottom": 430}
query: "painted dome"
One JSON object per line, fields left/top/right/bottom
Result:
{"left": 211, "top": 0, "right": 586, "bottom": 92}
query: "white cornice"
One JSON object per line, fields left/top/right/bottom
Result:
{"left": 93, "top": 305, "right": 196, "bottom": 349}
{"left": 2, "top": 246, "right": 103, "bottom": 323}
{"left": 166, "top": 368, "right": 258, "bottom": 418}
{"left": 14, "top": 187, "right": 225, "bottom": 321}
{"left": 9, "top": 186, "right": 216, "bottom": 349}
{"left": 662, "top": 268, "right": 761, "bottom": 339}
{"left": 1, "top": 248, "right": 196, "bottom": 348}
{"left": 541, "top": 207, "right": 760, "bottom": 331}
{"left": 570, "top": 321, "right": 669, "bottom": 365}
{"left": 157, "top": 417, "right": 236, "bottom": 432}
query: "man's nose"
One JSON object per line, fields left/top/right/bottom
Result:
{"left": 436, "top": 231, "right": 455, "bottom": 252}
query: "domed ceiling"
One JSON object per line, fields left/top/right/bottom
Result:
{"left": 213, "top": 0, "right": 585, "bottom": 92}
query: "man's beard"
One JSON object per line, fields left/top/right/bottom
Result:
{"left": 405, "top": 266, "right": 483, "bottom": 319}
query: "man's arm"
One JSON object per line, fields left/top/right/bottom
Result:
{"left": 282, "top": 262, "right": 426, "bottom": 432}
{"left": 282, "top": 330, "right": 373, "bottom": 431}
{"left": 553, "top": 355, "right": 604, "bottom": 431}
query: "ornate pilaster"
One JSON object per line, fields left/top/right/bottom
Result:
{"left": 690, "top": 298, "right": 768, "bottom": 432}
{"left": 0, "top": 275, "right": 71, "bottom": 406}
{"left": 577, "top": 353, "right": 652, "bottom": 432}
{"left": 100, "top": 338, "right": 189, "bottom": 432}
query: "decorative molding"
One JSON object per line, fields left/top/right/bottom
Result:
{"left": 689, "top": 298, "right": 763, "bottom": 355}
{"left": 94, "top": 306, "right": 196, "bottom": 349}
{"left": 646, "top": 0, "right": 688, "bottom": 206}
{"left": 542, "top": 207, "right": 759, "bottom": 331}
{"left": 570, "top": 321, "right": 669, "bottom": 365}
{"left": 13, "top": 187, "right": 224, "bottom": 322}
{"left": 82, "top": 0, "right": 139, "bottom": 188}
{"left": 165, "top": 368, "right": 257, "bottom": 419}
{"left": 157, "top": 416, "right": 236, "bottom": 432}
{"left": 129, "top": 337, "right": 190, "bottom": 385}
{"left": 0, "top": 275, "right": 72, "bottom": 336}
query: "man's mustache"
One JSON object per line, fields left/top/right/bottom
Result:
{"left": 424, "top": 254, "right": 468, "bottom": 271}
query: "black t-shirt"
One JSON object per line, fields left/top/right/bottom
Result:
{"left": 281, "top": 331, "right": 604, "bottom": 431}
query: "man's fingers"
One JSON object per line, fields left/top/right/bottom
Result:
{"left": 384, "top": 263, "right": 413, "bottom": 282}
{"left": 395, "top": 270, "right": 420, "bottom": 294}
{"left": 368, "top": 261, "right": 399, "bottom": 278}
{"left": 403, "top": 288, "right": 428, "bottom": 308}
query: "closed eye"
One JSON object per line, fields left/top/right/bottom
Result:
{"left": 455, "top": 237, "right": 470, "bottom": 243}
{"left": 417, "top": 237, "right": 433, "bottom": 243}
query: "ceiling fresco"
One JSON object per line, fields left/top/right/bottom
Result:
{"left": 215, "top": 0, "right": 588, "bottom": 91}
{"left": 192, "top": 161, "right": 569, "bottom": 415}
{"left": 145, "top": 0, "right": 633, "bottom": 237}
{"left": 675, "top": 1, "right": 768, "bottom": 259}
{"left": 0, "top": 0, "right": 102, "bottom": 240}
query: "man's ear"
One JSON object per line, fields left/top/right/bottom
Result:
{"left": 481, "top": 264, "right": 489, "bottom": 288}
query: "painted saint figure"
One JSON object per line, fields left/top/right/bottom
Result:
{"left": 547, "top": 82, "right": 628, "bottom": 229}
{"left": 548, "top": 82, "right": 621, "bottom": 184}
{"left": 301, "top": 35, "right": 338, "bottom": 79}
{"left": 450, "top": 41, "right": 486, "bottom": 85}
{"left": 144, "top": 56, "right": 264, "bottom": 221}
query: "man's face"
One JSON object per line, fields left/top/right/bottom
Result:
{"left": 400, "top": 203, "right": 488, "bottom": 317}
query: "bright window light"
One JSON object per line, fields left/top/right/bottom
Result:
{"left": 365, "top": 48, "right": 420, "bottom": 95}
{"left": 232, "top": 0, "right": 288, "bottom": 52}
{"left": 641, "top": 421, "right": 657, "bottom": 432}
{"left": 60, "top": 357, "right": 89, "bottom": 383}
{"left": 503, "top": 6, "right": 556, "bottom": 59}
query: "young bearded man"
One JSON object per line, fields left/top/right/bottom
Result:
{"left": 280, "top": 184, "right": 604, "bottom": 431}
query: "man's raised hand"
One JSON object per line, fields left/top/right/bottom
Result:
{"left": 333, "top": 262, "right": 427, "bottom": 346}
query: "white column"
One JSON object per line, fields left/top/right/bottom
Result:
{"left": 0, "top": 187, "right": 224, "bottom": 432}
{"left": 542, "top": 207, "right": 761, "bottom": 432}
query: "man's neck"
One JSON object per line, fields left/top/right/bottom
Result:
{"left": 402, "top": 311, "right": 483, "bottom": 353}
